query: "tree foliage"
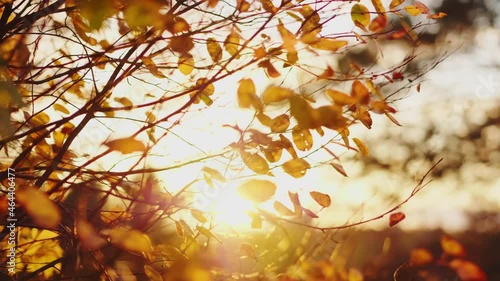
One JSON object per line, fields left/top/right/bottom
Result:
{"left": 0, "top": 0, "right": 486, "bottom": 280}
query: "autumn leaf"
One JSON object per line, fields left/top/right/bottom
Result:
{"left": 17, "top": 186, "right": 61, "bottom": 229}
{"left": 258, "top": 60, "right": 281, "bottom": 78}
{"left": 292, "top": 125, "right": 313, "bottom": 151}
{"left": 237, "top": 179, "right": 276, "bottom": 203}
{"left": 351, "top": 4, "right": 370, "bottom": 30}
{"left": 369, "top": 15, "right": 388, "bottom": 32}
{"left": 237, "top": 79, "right": 260, "bottom": 109}
{"left": 144, "top": 265, "right": 163, "bottom": 281}
{"left": 277, "top": 19, "right": 296, "bottom": 52}
{"left": 104, "top": 136, "right": 146, "bottom": 154}
{"left": 289, "top": 95, "right": 321, "bottom": 129}
{"left": 351, "top": 80, "right": 370, "bottom": 105}
{"left": 302, "top": 207, "right": 318, "bottom": 218}
{"left": 352, "top": 137, "right": 369, "bottom": 156}
{"left": 270, "top": 114, "right": 290, "bottom": 133}
{"left": 76, "top": 219, "right": 107, "bottom": 250}
{"left": 389, "top": 212, "right": 405, "bottom": 227}
{"left": 326, "top": 89, "right": 356, "bottom": 106}
{"left": 224, "top": 32, "right": 240, "bottom": 59}
{"left": 441, "top": 235, "right": 467, "bottom": 257}
{"left": 389, "top": 0, "right": 405, "bottom": 10}
{"left": 310, "top": 191, "right": 331, "bottom": 207}
{"left": 114, "top": 97, "right": 133, "bottom": 107}
{"left": 262, "top": 85, "right": 294, "bottom": 104}
{"left": 330, "top": 162, "right": 348, "bottom": 177}
{"left": 169, "top": 35, "right": 194, "bottom": 53}
{"left": 428, "top": 12, "right": 447, "bottom": 19}
{"left": 196, "top": 225, "right": 222, "bottom": 243}
{"left": 311, "top": 38, "right": 348, "bottom": 52}
{"left": 279, "top": 134, "right": 298, "bottom": 159}
{"left": 241, "top": 151, "right": 270, "bottom": 174}
{"left": 262, "top": 141, "right": 283, "bottom": 163}
{"left": 405, "top": 5, "right": 421, "bottom": 16}
{"left": 142, "top": 57, "right": 165, "bottom": 78}
{"left": 288, "top": 191, "right": 302, "bottom": 218}
{"left": 202, "top": 166, "right": 226, "bottom": 182}
{"left": 54, "top": 104, "right": 70, "bottom": 114}
{"left": 371, "top": 0, "right": 386, "bottom": 14}
{"left": 410, "top": 248, "right": 433, "bottom": 266}
{"left": 178, "top": 53, "right": 194, "bottom": 75}
{"left": 191, "top": 209, "right": 208, "bottom": 223}
{"left": 175, "top": 220, "right": 184, "bottom": 237}
{"left": 449, "top": 259, "right": 487, "bottom": 281}
{"left": 282, "top": 158, "right": 310, "bottom": 178}
{"left": 107, "top": 227, "right": 153, "bottom": 254}
{"left": 274, "top": 201, "right": 294, "bottom": 216}
{"left": 206, "top": 37, "right": 222, "bottom": 63}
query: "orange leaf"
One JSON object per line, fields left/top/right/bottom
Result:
{"left": 104, "top": 136, "right": 146, "bottom": 154}
{"left": 441, "top": 235, "right": 467, "bottom": 257}
{"left": 262, "top": 85, "right": 294, "bottom": 104}
{"left": 428, "top": 12, "right": 447, "bottom": 19}
{"left": 310, "top": 191, "right": 331, "bottom": 207}
{"left": 351, "top": 80, "right": 370, "bottom": 104}
{"left": 449, "top": 259, "right": 487, "bottom": 281}
{"left": 282, "top": 158, "right": 310, "bottom": 178}
{"left": 369, "top": 14, "right": 388, "bottom": 33}
{"left": 274, "top": 201, "right": 294, "bottom": 216}
{"left": 389, "top": 212, "right": 405, "bottom": 227}
{"left": 410, "top": 248, "right": 433, "bottom": 266}
{"left": 353, "top": 137, "right": 369, "bottom": 156}
{"left": 330, "top": 163, "right": 348, "bottom": 177}
{"left": 17, "top": 186, "right": 61, "bottom": 229}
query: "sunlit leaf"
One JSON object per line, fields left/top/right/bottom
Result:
{"left": 206, "top": 37, "right": 222, "bottom": 63}
{"left": 259, "top": 0, "right": 277, "bottom": 13}
{"left": 310, "top": 191, "right": 331, "bottom": 208}
{"left": 249, "top": 212, "right": 262, "bottom": 228}
{"left": 76, "top": 219, "right": 107, "bottom": 250}
{"left": 274, "top": 201, "right": 294, "bottom": 216}
{"left": 299, "top": 5, "right": 321, "bottom": 33}
{"left": 175, "top": 220, "right": 184, "bottom": 237}
{"left": 348, "top": 268, "right": 364, "bottom": 281}
{"left": 288, "top": 191, "right": 302, "bottom": 218}
{"left": 410, "top": 248, "right": 433, "bottom": 266}
{"left": 405, "top": 5, "right": 421, "bottom": 16}
{"left": 285, "top": 50, "right": 299, "bottom": 66}
{"left": 330, "top": 163, "right": 348, "bottom": 177}
{"left": 292, "top": 126, "right": 313, "bottom": 151}
{"left": 389, "top": 0, "right": 405, "bottom": 9}
{"left": 400, "top": 19, "right": 420, "bottom": 44}
{"left": 449, "top": 259, "right": 487, "bottom": 281}
{"left": 369, "top": 14, "right": 388, "bottom": 32}
{"left": 224, "top": 32, "right": 240, "bottom": 59}
{"left": 239, "top": 242, "right": 258, "bottom": 261}
{"left": 351, "top": 80, "right": 370, "bottom": 104}
{"left": 142, "top": 57, "right": 165, "bottom": 78}
{"left": 262, "top": 85, "right": 294, "bottom": 104}
{"left": 237, "top": 0, "right": 250, "bottom": 12}
{"left": 326, "top": 89, "right": 356, "bottom": 106}
{"left": 196, "top": 225, "right": 222, "bottom": 243}
{"left": 282, "top": 158, "right": 310, "bottom": 178}
{"left": 414, "top": 1, "right": 430, "bottom": 14}
{"left": 277, "top": 19, "right": 296, "bottom": 52}
{"left": 169, "top": 35, "right": 194, "bottom": 53}
{"left": 354, "top": 107, "right": 373, "bottom": 129}
{"left": 144, "top": 265, "right": 163, "bottom": 281}
{"left": 108, "top": 227, "right": 153, "bottom": 254}
{"left": 441, "top": 235, "right": 467, "bottom": 257}
{"left": 241, "top": 151, "right": 269, "bottom": 174}
{"left": 202, "top": 166, "right": 226, "bottom": 182}
{"left": 339, "top": 127, "right": 350, "bottom": 147}
{"left": 371, "top": 0, "right": 386, "bottom": 14}
{"left": 237, "top": 79, "right": 260, "bottom": 110}
{"left": 258, "top": 59, "right": 281, "bottom": 78}
{"left": 353, "top": 138, "right": 369, "bottom": 156}
{"left": 389, "top": 212, "right": 405, "bottom": 227}
{"left": 428, "top": 12, "right": 447, "bottom": 19}
{"left": 270, "top": 114, "right": 290, "bottom": 133}
{"left": 290, "top": 95, "right": 320, "bottom": 129}
{"left": 178, "top": 53, "right": 195, "bottom": 75}
{"left": 302, "top": 207, "right": 318, "bottom": 218}
{"left": 262, "top": 141, "right": 283, "bottom": 163}
{"left": 53, "top": 104, "right": 70, "bottom": 114}
{"left": 279, "top": 134, "right": 298, "bottom": 159}
{"left": 104, "top": 136, "right": 146, "bottom": 154}
{"left": 237, "top": 179, "right": 276, "bottom": 203}
{"left": 351, "top": 4, "right": 370, "bottom": 30}
{"left": 311, "top": 39, "right": 348, "bottom": 52}
{"left": 316, "top": 105, "right": 348, "bottom": 130}
{"left": 17, "top": 186, "right": 61, "bottom": 229}
{"left": 114, "top": 97, "right": 133, "bottom": 107}
{"left": 191, "top": 209, "right": 208, "bottom": 223}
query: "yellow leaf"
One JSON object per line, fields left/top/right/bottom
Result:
{"left": 142, "top": 57, "right": 165, "bottom": 78}
{"left": 237, "top": 179, "right": 276, "bottom": 203}
{"left": 354, "top": 107, "right": 373, "bottom": 129}
{"left": 262, "top": 141, "right": 283, "bottom": 163}
{"left": 17, "top": 186, "right": 61, "bottom": 229}
{"left": 237, "top": 0, "right": 250, "bottom": 12}
{"left": 108, "top": 227, "right": 153, "bottom": 253}
{"left": 389, "top": 0, "right": 405, "bottom": 9}
{"left": 352, "top": 137, "right": 369, "bottom": 156}
{"left": 202, "top": 166, "right": 226, "bottom": 182}
{"left": 190, "top": 209, "right": 208, "bottom": 223}
{"left": 299, "top": 5, "right": 321, "bottom": 33}
{"left": 76, "top": 219, "right": 107, "bottom": 250}
{"left": 270, "top": 114, "right": 290, "bottom": 133}
{"left": 144, "top": 265, "right": 163, "bottom": 281}
{"left": 206, "top": 37, "right": 222, "bottom": 63}
{"left": 259, "top": 0, "right": 277, "bottom": 13}
{"left": 371, "top": 0, "right": 386, "bottom": 14}
{"left": 291, "top": 125, "right": 313, "bottom": 151}
{"left": 178, "top": 53, "right": 195, "bottom": 75}
{"left": 249, "top": 212, "right": 262, "bottom": 228}
{"left": 311, "top": 38, "right": 348, "bottom": 52}
{"left": 310, "top": 191, "right": 331, "bottom": 207}
{"left": 388, "top": 212, "right": 405, "bottom": 227}
{"left": 53, "top": 104, "right": 70, "bottom": 114}
{"left": 316, "top": 105, "right": 348, "bottom": 130}
{"left": 29, "top": 112, "right": 51, "bottom": 126}
{"left": 104, "top": 136, "right": 146, "bottom": 154}
{"left": 351, "top": 80, "right": 370, "bottom": 104}
{"left": 405, "top": 5, "right": 421, "bottom": 16}
{"left": 237, "top": 79, "right": 260, "bottom": 109}
{"left": 441, "top": 235, "right": 467, "bottom": 257}
{"left": 282, "top": 158, "right": 310, "bottom": 178}
{"left": 326, "top": 89, "right": 356, "bottom": 106}
{"left": 239, "top": 242, "right": 258, "bottom": 261}
{"left": 277, "top": 19, "right": 296, "bottom": 52}
{"left": 172, "top": 16, "right": 190, "bottom": 33}
{"left": 190, "top": 78, "right": 215, "bottom": 104}
{"left": 414, "top": 1, "right": 430, "bottom": 14}
{"left": 224, "top": 32, "right": 240, "bottom": 59}
{"left": 289, "top": 95, "right": 321, "bottom": 129}
{"left": 241, "top": 151, "right": 269, "bottom": 174}
{"left": 351, "top": 4, "right": 370, "bottom": 29}
{"left": 410, "top": 248, "right": 433, "bottom": 266}
{"left": 114, "top": 97, "right": 133, "bottom": 107}
{"left": 262, "top": 85, "right": 294, "bottom": 104}
{"left": 428, "top": 12, "right": 447, "bottom": 19}
{"left": 400, "top": 19, "right": 420, "bottom": 44}
{"left": 175, "top": 220, "right": 184, "bottom": 237}
{"left": 274, "top": 201, "right": 294, "bottom": 216}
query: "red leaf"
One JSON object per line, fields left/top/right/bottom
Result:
{"left": 389, "top": 212, "right": 405, "bottom": 227}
